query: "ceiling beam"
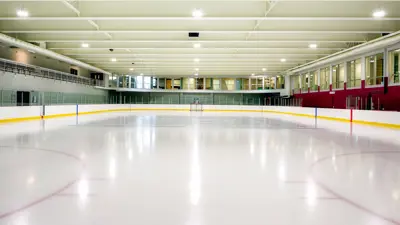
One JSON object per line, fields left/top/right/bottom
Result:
{"left": 28, "top": 40, "right": 367, "bottom": 43}
{"left": 0, "top": 17, "right": 399, "bottom": 21}
{"left": 49, "top": 47, "right": 344, "bottom": 50}
{"left": 3, "top": 30, "right": 393, "bottom": 34}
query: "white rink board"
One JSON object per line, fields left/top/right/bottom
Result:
{"left": 0, "top": 106, "right": 41, "bottom": 120}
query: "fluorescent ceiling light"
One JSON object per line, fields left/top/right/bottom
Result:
{"left": 194, "top": 58, "right": 200, "bottom": 62}
{"left": 17, "top": 9, "right": 29, "bottom": 17}
{"left": 309, "top": 43, "right": 318, "bottom": 49}
{"left": 280, "top": 58, "right": 287, "bottom": 62}
{"left": 262, "top": 68, "right": 267, "bottom": 72}
{"left": 373, "top": 10, "right": 386, "bottom": 18}
{"left": 195, "top": 68, "right": 199, "bottom": 71}
{"left": 251, "top": 73, "right": 255, "bottom": 76}
{"left": 140, "top": 73, "right": 143, "bottom": 76}
{"left": 193, "top": 43, "right": 201, "bottom": 48}
{"left": 192, "top": 9, "right": 204, "bottom": 18}
{"left": 81, "top": 43, "right": 89, "bottom": 48}
{"left": 130, "top": 68, "right": 134, "bottom": 71}
{"left": 111, "top": 58, "right": 117, "bottom": 62}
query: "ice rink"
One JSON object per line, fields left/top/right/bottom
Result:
{"left": 0, "top": 111, "right": 399, "bottom": 225}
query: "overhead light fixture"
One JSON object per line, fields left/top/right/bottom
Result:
{"left": 192, "top": 9, "right": 204, "bottom": 19}
{"left": 194, "top": 73, "right": 199, "bottom": 76}
{"left": 370, "top": 60, "right": 375, "bottom": 63}
{"left": 373, "top": 10, "right": 386, "bottom": 18}
{"left": 251, "top": 73, "right": 255, "bottom": 76}
{"left": 16, "top": 9, "right": 29, "bottom": 17}
{"left": 309, "top": 43, "right": 318, "bottom": 49}
{"left": 111, "top": 58, "right": 117, "bottom": 62}
{"left": 140, "top": 73, "right": 143, "bottom": 76}
{"left": 130, "top": 68, "right": 134, "bottom": 71}
{"left": 81, "top": 43, "right": 89, "bottom": 48}
{"left": 193, "top": 43, "right": 201, "bottom": 48}
{"left": 194, "top": 58, "right": 200, "bottom": 62}
{"left": 195, "top": 68, "right": 199, "bottom": 71}
{"left": 262, "top": 68, "right": 267, "bottom": 72}
{"left": 280, "top": 58, "right": 286, "bottom": 62}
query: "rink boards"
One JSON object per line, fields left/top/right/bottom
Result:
{"left": 0, "top": 104, "right": 399, "bottom": 128}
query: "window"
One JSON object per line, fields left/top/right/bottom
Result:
{"left": 332, "top": 63, "right": 345, "bottom": 89}
{"left": 136, "top": 76, "right": 143, "bottom": 88}
{"left": 320, "top": 67, "right": 329, "bottom": 90}
{"left": 347, "top": 59, "right": 361, "bottom": 88}
{"left": 309, "top": 71, "right": 318, "bottom": 91}
{"left": 389, "top": 49, "right": 400, "bottom": 84}
{"left": 143, "top": 76, "right": 151, "bottom": 89}
{"left": 301, "top": 73, "right": 308, "bottom": 91}
{"left": 213, "top": 79, "right": 220, "bottom": 90}
{"left": 366, "top": 53, "right": 384, "bottom": 86}
{"left": 70, "top": 68, "right": 78, "bottom": 75}
{"left": 276, "top": 76, "right": 284, "bottom": 89}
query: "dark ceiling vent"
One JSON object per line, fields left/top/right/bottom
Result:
{"left": 189, "top": 32, "right": 199, "bottom": 38}
{"left": 29, "top": 42, "right": 40, "bottom": 46}
{"left": 9, "top": 46, "right": 18, "bottom": 49}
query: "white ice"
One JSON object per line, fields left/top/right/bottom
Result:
{"left": 0, "top": 111, "right": 399, "bottom": 225}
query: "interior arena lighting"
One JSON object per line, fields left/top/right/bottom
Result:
{"left": 309, "top": 44, "right": 318, "bottom": 49}
{"left": 130, "top": 68, "right": 134, "bottom": 71}
{"left": 193, "top": 43, "right": 201, "bottom": 48}
{"left": 111, "top": 58, "right": 117, "bottom": 62}
{"left": 262, "top": 68, "right": 267, "bottom": 72}
{"left": 192, "top": 9, "right": 204, "bottom": 18}
{"left": 194, "top": 73, "right": 199, "bottom": 76}
{"left": 194, "top": 58, "right": 200, "bottom": 62}
{"left": 195, "top": 68, "right": 199, "bottom": 71}
{"left": 251, "top": 73, "right": 255, "bottom": 76}
{"left": 140, "top": 73, "right": 143, "bottom": 76}
{"left": 373, "top": 10, "right": 386, "bottom": 18}
{"left": 280, "top": 58, "right": 287, "bottom": 62}
{"left": 16, "top": 9, "right": 29, "bottom": 17}
{"left": 81, "top": 43, "right": 89, "bottom": 48}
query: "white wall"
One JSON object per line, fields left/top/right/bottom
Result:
{"left": 0, "top": 71, "right": 107, "bottom": 95}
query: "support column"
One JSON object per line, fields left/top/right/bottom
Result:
{"left": 165, "top": 78, "right": 167, "bottom": 89}
{"left": 384, "top": 48, "right": 389, "bottom": 87}
{"left": 317, "top": 69, "right": 321, "bottom": 92}
{"left": 307, "top": 72, "right": 310, "bottom": 93}
{"left": 187, "top": 78, "right": 190, "bottom": 90}
{"left": 262, "top": 77, "right": 265, "bottom": 90}
{"left": 329, "top": 65, "right": 333, "bottom": 91}
{"left": 248, "top": 78, "right": 251, "bottom": 90}
{"left": 172, "top": 78, "right": 174, "bottom": 90}
{"left": 374, "top": 56, "right": 377, "bottom": 85}
{"left": 128, "top": 75, "right": 132, "bottom": 89}
{"left": 361, "top": 56, "right": 366, "bottom": 89}
{"left": 299, "top": 75, "right": 302, "bottom": 94}
{"left": 157, "top": 77, "right": 160, "bottom": 89}
{"left": 344, "top": 63, "right": 348, "bottom": 90}
{"left": 255, "top": 77, "right": 258, "bottom": 89}
{"left": 203, "top": 78, "right": 206, "bottom": 90}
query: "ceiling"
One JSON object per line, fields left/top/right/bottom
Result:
{"left": 0, "top": 0, "right": 399, "bottom": 77}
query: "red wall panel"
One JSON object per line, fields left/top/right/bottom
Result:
{"left": 294, "top": 85, "right": 400, "bottom": 111}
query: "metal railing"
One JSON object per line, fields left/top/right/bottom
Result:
{"left": 0, "top": 58, "right": 104, "bottom": 87}
{"left": 109, "top": 95, "right": 303, "bottom": 107}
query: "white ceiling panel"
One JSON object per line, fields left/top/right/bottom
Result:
{"left": 0, "top": 0, "right": 399, "bottom": 76}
